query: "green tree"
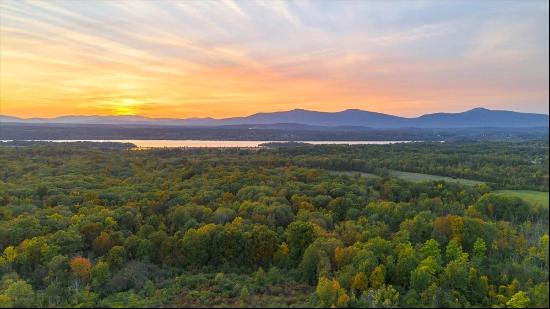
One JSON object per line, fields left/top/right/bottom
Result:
{"left": 1, "top": 277, "right": 35, "bottom": 307}
{"left": 472, "top": 237, "right": 487, "bottom": 266}
{"left": 367, "top": 284, "right": 400, "bottom": 308}
{"left": 47, "top": 255, "right": 70, "bottom": 284}
{"left": 445, "top": 239, "right": 465, "bottom": 262}
{"left": 105, "top": 245, "right": 126, "bottom": 269}
{"left": 91, "top": 261, "right": 111, "bottom": 291}
{"left": 240, "top": 286, "right": 250, "bottom": 307}
{"left": 316, "top": 277, "right": 340, "bottom": 307}
{"left": 36, "top": 185, "right": 48, "bottom": 201}
{"left": 506, "top": 291, "right": 530, "bottom": 308}
{"left": 410, "top": 256, "right": 439, "bottom": 293}
{"left": 285, "top": 221, "right": 316, "bottom": 265}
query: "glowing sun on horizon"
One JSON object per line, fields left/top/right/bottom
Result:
{"left": 108, "top": 98, "right": 142, "bottom": 116}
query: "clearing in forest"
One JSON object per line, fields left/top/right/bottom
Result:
{"left": 329, "top": 169, "right": 485, "bottom": 186}
{"left": 494, "top": 190, "right": 550, "bottom": 208}
{"left": 387, "top": 170, "right": 486, "bottom": 186}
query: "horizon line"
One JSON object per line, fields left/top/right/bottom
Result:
{"left": 2, "top": 106, "right": 549, "bottom": 121}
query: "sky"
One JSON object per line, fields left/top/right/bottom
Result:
{"left": 0, "top": 0, "right": 548, "bottom": 118}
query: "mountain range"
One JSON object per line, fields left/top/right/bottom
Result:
{"left": 1, "top": 107, "right": 548, "bottom": 128}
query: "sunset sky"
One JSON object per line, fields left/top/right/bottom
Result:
{"left": 0, "top": 0, "right": 548, "bottom": 118}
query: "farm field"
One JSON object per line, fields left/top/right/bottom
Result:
{"left": 328, "top": 170, "right": 380, "bottom": 179}
{"left": 387, "top": 170, "right": 486, "bottom": 186}
{"left": 329, "top": 169, "right": 485, "bottom": 186}
{"left": 495, "top": 190, "right": 549, "bottom": 208}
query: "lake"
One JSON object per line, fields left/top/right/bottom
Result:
{"left": 1, "top": 139, "right": 416, "bottom": 148}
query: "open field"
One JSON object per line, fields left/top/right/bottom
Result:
{"left": 388, "top": 170, "right": 486, "bottom": 186}
{"left": 330, "top": 169, "right": 485, "bottom": 186}
{"left": 495, "top": 190, "right": 549, "bottom": 208}
{"left": 328, "top": 170, "right": 380, "bottom": 179}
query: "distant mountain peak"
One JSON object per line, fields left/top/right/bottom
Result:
{"left": 342, "top": 108, "right": 363, "bottom": 112}
{"left": 288, "top": 108, "right": 312, "bottom": 113}
{"left": 467, "top": 107, "right": 491, "bottom": 112}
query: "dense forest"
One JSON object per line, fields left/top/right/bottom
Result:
{"left": 0, "top": 142, "right": 548, "bottom": 307}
